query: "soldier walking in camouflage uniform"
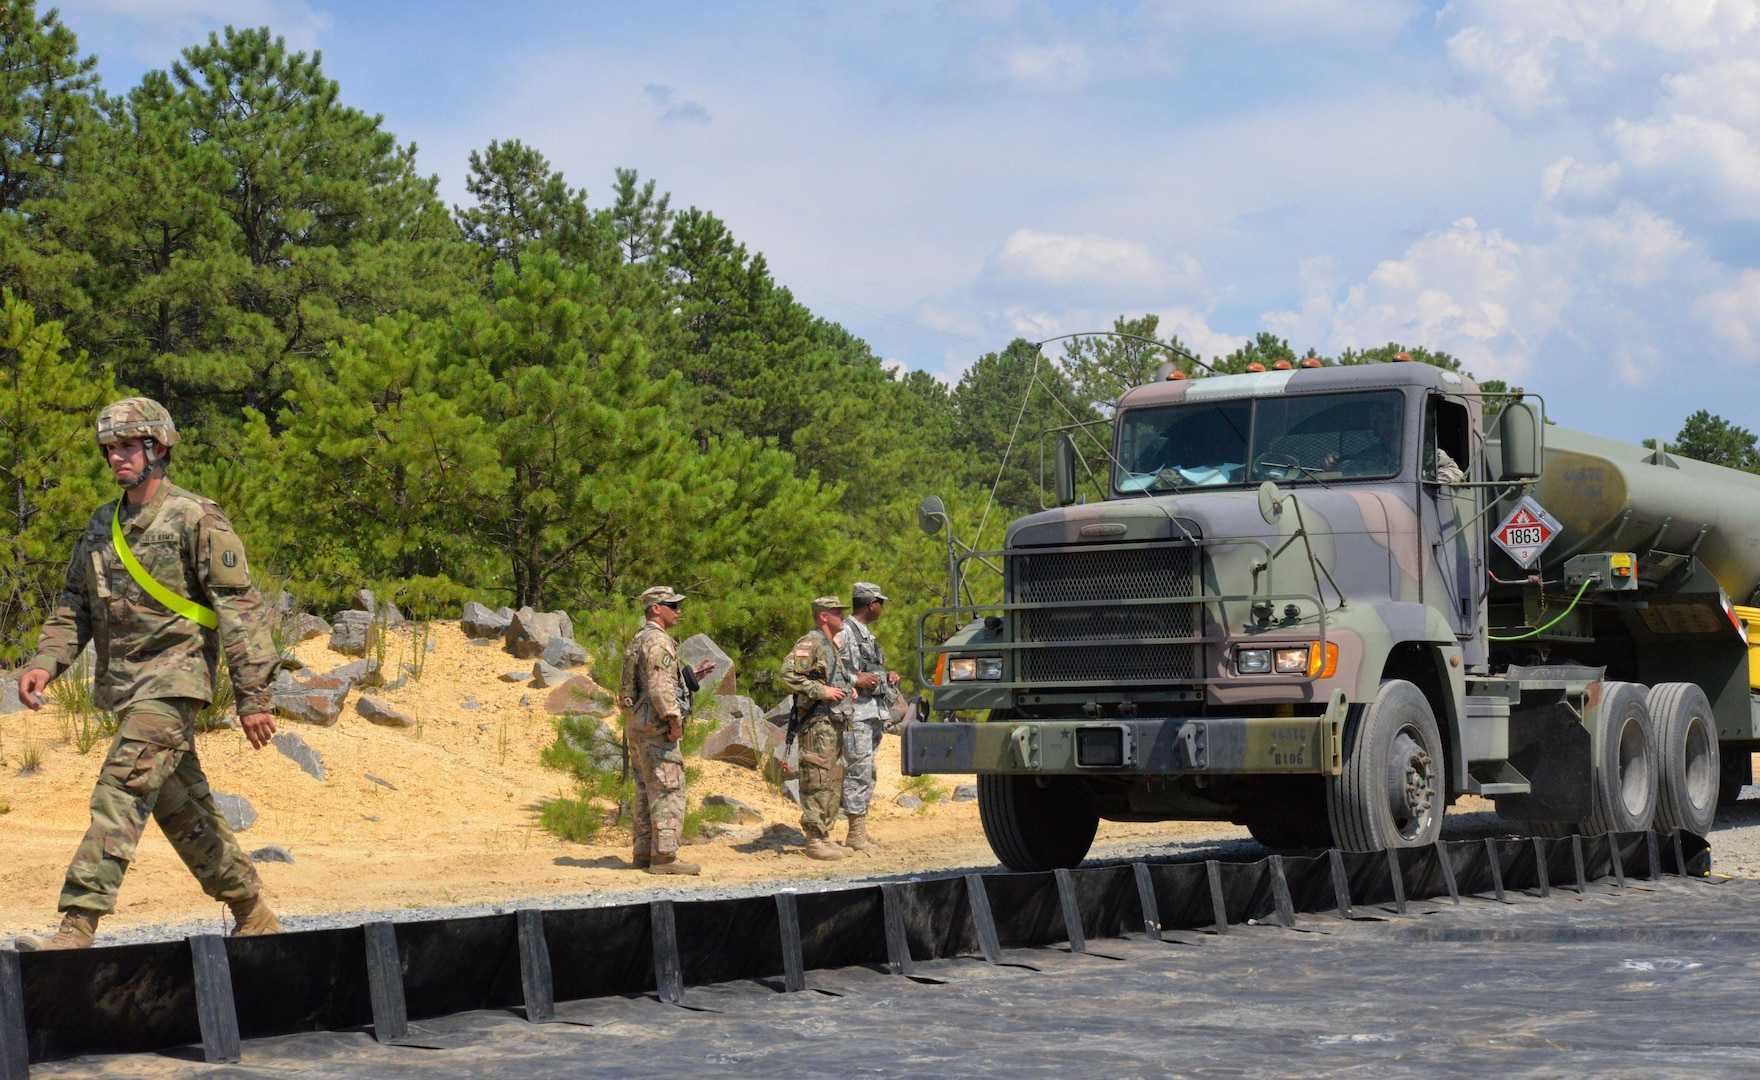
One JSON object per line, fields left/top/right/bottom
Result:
{"left": 618, "top": 586, "right": 714, "bottom": 876}
{"left": 779, "top": 596, "right": 856, "bottom": 861}
{"left": 838, "top": 582, "right": 900, "bottom": 852}
{"left": 12, "top": 399, "right": 284, "bottom": 951}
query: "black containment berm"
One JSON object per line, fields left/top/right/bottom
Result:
{"left": 0, "top": 829, "right": 1711, "bottom": 1073}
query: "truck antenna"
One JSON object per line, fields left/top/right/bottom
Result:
{"left": 1034, "top": 331, "right": 1220, "bottom": 376}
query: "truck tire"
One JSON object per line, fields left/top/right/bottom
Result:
{"left": 1648, "top": 683, "right": 1719, "bottom": 836}
{"left": 1325, "top": 680, "right": 1445, "bottom": 851}
{"left": 1584, "top": 682, "right": 1658, "bottom": 835}
{"left": 978, "top": 774, "right": 1098, "bottom": 872}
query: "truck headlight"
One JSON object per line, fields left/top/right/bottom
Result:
{"left": 1236, "top": 648, "right": 1271, "bottom": 674}
{"left": 948, "top": 657, "right": 1003, "bottom": 681}
{"left": 1274, "top": 647, "right": 1310, "bottom": 674}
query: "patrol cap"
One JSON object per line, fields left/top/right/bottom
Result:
{"left": 811, "top": 595, "right": 848, "bottom": 616}
{"left": 637, "top": 585, "right": 686, "bottom": 609}
{"left": 96, "top": 397, "right": 180, "bottom": 447}
{"left": 852, "top": 582, "right": 888, "bottom": 604}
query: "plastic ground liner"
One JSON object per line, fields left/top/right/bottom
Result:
{"left": 0, "top": 829, "right": 1709, "bottom": 1073}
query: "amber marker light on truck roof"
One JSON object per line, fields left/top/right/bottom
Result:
{"left": 1300, "top": 357, "right": 1322, "bottom": 368}
{"left": 1166, "top": 369, "right": 1187, "bottom": 381}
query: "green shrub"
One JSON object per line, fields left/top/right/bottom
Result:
{"left": 538, "top": 796, "right": 603, "bottom": 843}
{"left": 900, "top": 773, "right": 947, "bottom": 804}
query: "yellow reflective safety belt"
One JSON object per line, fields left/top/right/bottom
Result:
{"left": 111, "top": 505, "right": 218, "bottom": 630}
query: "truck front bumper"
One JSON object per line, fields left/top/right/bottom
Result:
{"left": 903, "top": 692, "right": 1349, "bottom": 777}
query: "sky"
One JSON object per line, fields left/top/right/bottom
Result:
{"left": 50, "top": 0, "right": 1760, "bottom": 442}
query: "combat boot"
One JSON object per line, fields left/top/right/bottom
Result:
{"left": 843, "top": 814, "right": 878, "bottom": 851}
{"left": 15, "top": 909, "right": 99, "bottom": 951}
{"left": 646, "top": 854, "right": 701, "bottom": 876}
{"left": 804, "top": 836, "right": 849, "bottom": 861}
{"left": 229, "top": 896, "right": 283, "bottom": 936}
{"left": 633, "top": 852, "right": 652, "bottom": 870}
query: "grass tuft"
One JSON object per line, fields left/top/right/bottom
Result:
{"left": 538, "top": 796, "right": 603, "bottom": 843}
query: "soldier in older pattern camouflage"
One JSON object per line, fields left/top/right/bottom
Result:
{"left": 779, "top": 596, "right": 856, "bottom": 861}
{"left": 837, "top": 582, "right": 898, "bottom": 851}
{"left": 12, "top": 398, "right": 283, "bottom": 950}
{"left": 620, "top": 586, "right": 712, "bottom": 876}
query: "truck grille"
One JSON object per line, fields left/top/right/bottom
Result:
{"left": 1011, "top": 545, "right": 1200, "bottom": 683}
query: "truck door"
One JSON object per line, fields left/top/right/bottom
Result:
{"left": 1421, "top": 395, "right": 1480, "bottom": 639}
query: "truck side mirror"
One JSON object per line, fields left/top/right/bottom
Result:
{"left": 1499, "top": 400, "right": 1543, "bottom": 480}
{"left": 1053, "top": 434, "right": 1078, "bottom": 507}
{"left": 917, "top": 494, "right": 945, "bottom": 536}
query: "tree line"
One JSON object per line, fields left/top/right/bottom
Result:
{"left": 0, "top": 7, "right": 1741, "bottom": 698}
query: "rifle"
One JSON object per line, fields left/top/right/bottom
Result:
{"left": 783, "top": 694, "right": 805, "bottom": 752}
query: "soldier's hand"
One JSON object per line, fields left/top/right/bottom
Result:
{"left": 887, "top": 671, "right": 901, "bottom": 686}
{"left": 855, "top": 672, "right": 880, "bottom": 691}
{"left": 693, "top": 661, "right": 715, "bottom": 680}
{"left": 823, "top": 686, "right": 847, "bottom": 703}
{"left": 667, "top": 717, "right": 683, "bottom": 742}
{"left": 240, "top": 712, "right": 276, "bottom": 750}
{"left": 16, "top": 668, "right": 49, "bottom": 710}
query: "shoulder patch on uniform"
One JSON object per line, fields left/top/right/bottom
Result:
{"left": 794, "top": 647, "right": 810, "bottom": 658}
{"left": 206, "top": 528, "right": 250, "bottom": 588}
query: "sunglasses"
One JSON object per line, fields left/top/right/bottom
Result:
{"left": 660, "top": 600, "right": 682, "bottom": 610}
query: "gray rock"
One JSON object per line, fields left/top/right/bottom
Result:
{"left": 272, "top": 733, "right": 327, "bottom": 781}
{"left": 782, "top": 779, "right": 802, "bottom": 806}
{"left": 545, "top": 677, "right": 615, "bottom": 718}
{"left": 531, "top": 660, "right": 572, "bottom": 688}
{"left": 291, "top": 613, "right": 331, "bottom": 641}
{"left": 496, "top": 606, "right": 516, "bottom": 622}
{"left": 702, "top": 794, "right": 763, "bottom": 824}
{"left": 542, "top": 636, "right": 587, "bottom": 669}
{"left": 697, "top": 822, "right": 764, "bottom": 842}
{"left": 952, "top": 784, "right": 978, "bottom": 802}
{"left": 462, "top": 601, "right": 511, "bottom": 640}
{"left": 271, "top": 591, "right": 298, "bottom": 619}
{"left": 459, "top": 696, "right": 482, "bottom": 711}
{"left": 498, "top": 670, "right": 529, "bottom": 683}
{"left": 896, "top": 794, "right": 924, "bottom": 809}
{"left": 249, "top": 845, "right": 295, "bottom": 865}
{"left": 762, "top": 696, "right": 794, "bottom": 727}
{"left": 328, "top": 610, "right": 373, "bottom": 656}
{"left": 678, "top": 634, "right": 735, "bottom": 694}
{"left": 213, "top": 793, "right": 257, "bottom": 832}
{"left": 505, "top": 607, "right": 574, "bottom": 659}
{"left": 326, "top": 658, "right": 378, "bottom": 688}
{"left": 365, "top": 773, "right": 397, "bottom": 791}
{"left": 467, "top": 637, "right": 494, "bottom": 647}
{"left": 701, "top": 710, "right": 767, "bottom": 769}
{"left": 1, "top": 677, "right": 21, "bottom": 715}
{"left": 379, "top": 601, "right": 405, "bottom": 627}
{"left": 278, "top": 650, "right": 306, "bottom": 671}
{"left": 518, "top": 694, "right": 531, "bottom": 707}
{"left": 356, "top": 696, "right": 413, "bottom": 728}
{"left": 271, "top": 676, "right": 349, "bottom": 725}
{"left": 353, "top": 589, "right": 376, "bottom": 612}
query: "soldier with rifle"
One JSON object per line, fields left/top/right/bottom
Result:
{"left": 779, "top": 596, "right": 857, "bottom": 861}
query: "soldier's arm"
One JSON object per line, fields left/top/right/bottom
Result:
{"left": 23, "top": 541, "right": 94, "bottom": 681}
{"left": 641, "top": 638, "right": 682, "bottom": 720}
{"left": 195, "top": 512, "right": 279, "bottom": 717}
{"left": 779, "top": 641, "right": 833, "bottom": 700}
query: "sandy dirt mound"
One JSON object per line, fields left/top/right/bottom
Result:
{"left": 0, "top": 621, "right": 1244, "bottom": 935}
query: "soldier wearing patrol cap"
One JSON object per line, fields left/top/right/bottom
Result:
{"left": 779, "top": 596, "right": 857, "bottom": 860}
{"left": 12, "top": 398, "right": 284, "bottom": 950}
{"left": 618, "top": 586, "right": 714, "bottom": 875}
{"left": 837, "top": 582, "right": 900, "bottom": 851}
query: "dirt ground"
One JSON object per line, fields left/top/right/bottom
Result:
{"left": 0, "top": 621, "right": 1246, "bottom": 937}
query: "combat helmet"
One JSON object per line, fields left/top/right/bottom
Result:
{"left": 95, "top": 397, "right": 180, "bottom": 448}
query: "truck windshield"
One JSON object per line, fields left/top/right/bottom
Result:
{"left": 1115, "top": 390, "right": 1406, "bottom": 492}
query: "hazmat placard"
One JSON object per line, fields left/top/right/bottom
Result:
{"left": 1493, "top": 496, "right": 1562, "bottom": 569}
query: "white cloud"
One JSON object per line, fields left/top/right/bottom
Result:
{"left": 642, "top": 84, "right": 712, "bottom": 125}
{"left": 1153, "top": 307, "right": 1249, "bottom": 363}
{"left": 1699, "top": 270, "right": 1760, "bottom": 349}
{"left": 995, "top": 229, "right": 1198, "bottom": 290}
{"left": 1139, "top": 0, "right": 1420, "bottom": 43}
{"left": 1004, "top": 43, "right": 1090, "bottom": 91}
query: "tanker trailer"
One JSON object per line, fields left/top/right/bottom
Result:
{"left": 906, "top": 359, "right": 1744, "bottom": 870}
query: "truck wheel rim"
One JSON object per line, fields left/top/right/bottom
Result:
{"left": 1386, "top": 728, "right": 1436, "bottom": 840}
{"left": 1616, "top": 715, "right": 1650, "bottom": 817}
{"left": 1683, "top": 715, "right": 1715, "bottom": 816}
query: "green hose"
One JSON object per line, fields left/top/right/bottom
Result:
{"left": 1488, "top": 578, "right": 1594, "bottom": 642}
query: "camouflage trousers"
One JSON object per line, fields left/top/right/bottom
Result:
{"left": 629, "top": 719, "right": 686, "bottom": 858}
{"left": 797, "top": 717, "right": 845, "bottom": 839}
{"left": 841, "top": 716, "right": 883, "bottom": 817}
{"left": 61, "top": 698, "right": 260, "bottom": 916}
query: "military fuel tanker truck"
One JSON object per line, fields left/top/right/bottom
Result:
{"left": 905, "top": 358, "right": 1760, "bottom": 870}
